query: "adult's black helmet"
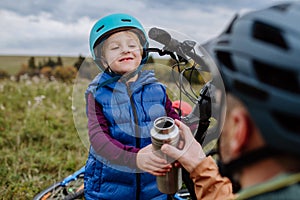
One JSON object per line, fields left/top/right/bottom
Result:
{"left": 205, "top": 2, "right": 300, "bottom": 156}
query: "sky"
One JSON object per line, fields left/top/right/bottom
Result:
{"left": 0, "top": 0, "right": 286, "bottom": 57}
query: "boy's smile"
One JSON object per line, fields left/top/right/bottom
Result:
{"left": 119, "top": 56, "right": 134, "bottom": 62}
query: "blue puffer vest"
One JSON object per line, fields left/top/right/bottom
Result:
{"left": 84, "top": 70, "right": 168, "bottom": 200}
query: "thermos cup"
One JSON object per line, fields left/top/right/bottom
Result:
{"left": 151, "top": 117, "right": 182, "bottom": 194}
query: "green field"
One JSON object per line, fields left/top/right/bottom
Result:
{"left": 0, "top": 78, "right": 87, "bottom": 199}
{"left": 0, "top": 55, "right": 79, "bottom": 75}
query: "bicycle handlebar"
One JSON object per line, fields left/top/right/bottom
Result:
{"left": 148, "top": 27, "right": 209, "bottom": 71}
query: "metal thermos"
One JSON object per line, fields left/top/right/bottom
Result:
{"left": 150, "top": 117, "right": 182, "bottom": 194}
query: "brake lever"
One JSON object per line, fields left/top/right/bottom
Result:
{"left": 146, "top": 47, "right": 187, "bottom": 64}
{"left": 146, "top": 48, "right": 176, "bottom": 58}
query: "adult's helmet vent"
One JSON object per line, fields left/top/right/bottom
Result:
{"left": 216, "top": 51, "right": 236, "bottom": 72}
{"left": 234, "top": 80, "right": 269, "bottom": 101}
{"left": 252, "top": 21, "right": 288, "bottom": 50}
{"left": 272, "top": 111, "right": 300, "bottom": 133}
{"left": 253, "top": 60, "right": 300, "bottom": 94}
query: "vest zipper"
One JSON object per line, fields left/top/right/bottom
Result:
{"left": 126, "top": 84, "right": 141, "bottom": 200}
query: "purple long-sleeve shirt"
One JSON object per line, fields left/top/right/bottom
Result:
{"left": 87, "top": 93, "right": 179, "bottom": 169}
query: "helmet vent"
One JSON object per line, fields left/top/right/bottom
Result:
{"left": 272, "top": 111, "right": 300, "bottom": 133}
{"left": 216, "top": 51, "right": 236, "bottom": 71}
{"left": 121, "top": 19, "right": 131, "bottom": 22}
{"left": 234, "top": 80, "right": 269, "bottom": 100}
{"left": 96, "top": 25, "right": 105, "bottom": 32}
{"left": 253, "top": 60, "right": 300, "bottom": 94}
{"left": 252, "top": 21, "right": 288, "bottom": 50}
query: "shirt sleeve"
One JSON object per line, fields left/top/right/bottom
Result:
{"left": 165, "top": 95, "right": 180, "bottom": 120}
{"left": 87, "top": 93, "right": 139, "bottom": 169}
{"left": 190, "top": 156, "right": 236, "bottom": 200}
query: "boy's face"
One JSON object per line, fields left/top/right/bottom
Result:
{"left": 101, "top": 31, "right": 143, "bottom": 74}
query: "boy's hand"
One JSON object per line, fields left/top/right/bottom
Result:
{"left": 137, "top": 144, "right": 172, "bottom": 176}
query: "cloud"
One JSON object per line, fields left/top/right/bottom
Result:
{"left": 0, "top": 0, "right": 283, "bottom": 56}
{"left": 0, "top": 9, "right": 93, "bottom": 56}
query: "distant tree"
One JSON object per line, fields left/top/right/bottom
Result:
{"left": 56, "top": 56, "right": 63, "bottom": 66}
{"left": 28, "top": 57, "right": 36, "bottom": 69}
{"left": 74, "top": 55, "right": 85, "bottom": 70}
{"left": 38, "top": 61, "right": 43, "bottom": 70}
{"left": 46, "top": 57, "right": 56, "bottom": 68}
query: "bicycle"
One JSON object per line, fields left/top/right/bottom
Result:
{"left": 33, "top": 27, "right": 226, "bottom": 200}
{"left": 33, "top": 166, "right": 85, "bottom": 200}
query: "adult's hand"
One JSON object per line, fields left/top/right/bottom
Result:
{"left": 161, "top": 119, "right": 206, "bottom": 173}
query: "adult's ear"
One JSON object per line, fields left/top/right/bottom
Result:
{"left": 229, "top": 108, "right": 252, "bottom": 156}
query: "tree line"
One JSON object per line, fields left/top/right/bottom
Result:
{"left": 27, "top": 55, "right": 84, "bottom": 71}
{"left": 15, "top": 55, "right": 86, "bottom": 82}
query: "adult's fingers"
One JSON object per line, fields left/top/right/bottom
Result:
{"left": 161, "top": 143, "right": 181, "bottom": 160}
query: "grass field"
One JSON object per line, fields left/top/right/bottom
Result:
{"left": 0, "top": 77, "right": 87, "bottom": 199}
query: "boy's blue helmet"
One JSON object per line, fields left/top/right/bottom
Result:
{"left": 89, "top": 13, "right": 149, "bottom": 71}
{"left": 206, "top": 2, "right": 300, "bottom": 156}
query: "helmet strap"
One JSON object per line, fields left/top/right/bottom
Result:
{"left": 218, "top": 146, "right": 282, "bottom": 192}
